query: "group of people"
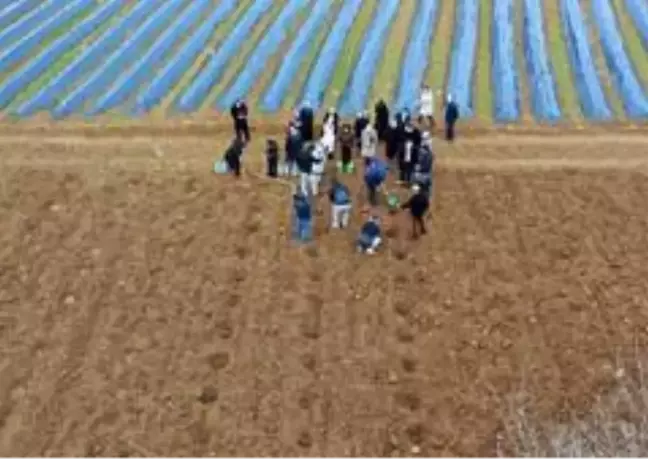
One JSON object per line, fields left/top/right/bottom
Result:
{"left": 222, "top": 87, "right": 461, "bottom": 253}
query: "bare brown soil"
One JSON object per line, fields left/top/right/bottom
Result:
{"left": 1, "top": 126, "right": 648, "bottom": 456}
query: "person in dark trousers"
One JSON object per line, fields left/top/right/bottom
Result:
{"left": 444, "top": 94, "right": 460, "bottom": 142}
{"left": 401, "top": 183, "right": 430, "bottom": 239}
{"left": 354, "top": 111, "right": 369, "bottom": 150}
{"left": 339, "top": 123, "right": 355, "bottom": 174}
{"left": 230, "top": 99, "right": 250, "bottom": 144}
{"left": 384, "top": 118, "right": 399, "bottom": 162}
{"left": 364, "top": 156, "right": 388, "bottom": 207}
{"left": 265, "top": 138, "right": 279, "bottom": 178}
{"left": 224, "top": 137, "right": 244, "bottom": 177}
{"left": 299, "top": 102, "right": 314, "bottom": 142}
{"left": 374, "top": 99, "right": 390, "bottom": 141}
{"left": 284, "top": 121, "right": 302, "bottom": 177}
{"left": 398, "top": 122, "right": 421, "bottom": 184}
{"left": 292, "top": 188, "right": 313, "bottom": 243}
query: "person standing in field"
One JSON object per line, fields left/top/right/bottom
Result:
{"left": 284, "top": 120, "right": 302, "bottom": 177}
{"left": 363, "top": 156, "right": 388, "bottom": 207}
{"left": 265, "top": 138, "right": 279, "bottom": 178}
{"left": 419, "top": 85, "right": 435, "bottom": 128}
{"left": 329, "top": 177, "right": 352, "bottom": 229}
{"left": 299, "top": 102, "right": 315, "bottom": 142}
{"left": 374, "top": 99, "right": 390, "bottom": 141}
{"left": 444, "top": 94, "right": 460, "bottom": 142}
{"left": 229, "top": 99, "right": 250, "bottom": 144}
{"left": 361, "top": 122, "right": 378, "bottom": 167}
{"left": 321, "top": 108, "right": 338, "bottom": 157}
{"left": 354, "top": 111, "right": 370, "bottom": 150}
{"left": 292, "top": 187, "right": 313, "bottom": 243}
{"left": 224, "top": 137, "right": 244, "bottom": 177}
{"left": 339, "top": 123, "right": 355, "bottom": 174}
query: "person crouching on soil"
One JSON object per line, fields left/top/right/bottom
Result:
{"left": 364, "top": 156, "right": 388, "bottom": 207}
{"left": 224, "top": 137, "right": 244, "bottom": 177}
{"left": 329, "top": 177, "right": 352, "bottom": 229}
{"left": 357, "top": 215, "right": 382, "bottom": 254}
{"left": 401, "top": 183, "right": 430, "bottom": 239}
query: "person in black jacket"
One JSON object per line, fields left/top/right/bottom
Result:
{"left": 374, "top": 99, "right": 390, "bottom": 141}
{"left": 299, "top": 102, "right": 314, "bottom": 142}
{"left": 444, "top": 94, "right": 460, "bottom": 142}
{"left": 401, "top": 184, "right": 429, "bottom": 239}
{"left": 284, "top": 121, "right": 302, "bottom": 176}
{"left": 266, "top": 138, "right": 279, "bottom": 178}
{"left": 224, "top": 137, "right": 244, "bottom": 177}
{"left": 384, "top": 118, "right": 399, "bottom": 161}
{"left": 230, "top": 99, "right": 250, "bottom": 144}
{"left": 339, "top": 123, "right": 355, "bottom": 174}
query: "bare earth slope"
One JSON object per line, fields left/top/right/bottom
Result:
{"left": 1, "top": 131, "right": 648, "bottom": 456}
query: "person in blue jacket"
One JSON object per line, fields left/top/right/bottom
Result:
{"left": 364, "top": 157, "right": 388, "bottom": 207}
{"left": 329, "top": 178, "right": 352, "bottom": 229}
{"left": 292, "top": 188, "right": 312, "bottom": 242}
{"left": 357, "top": 215, "right": 382, "bottom": 254}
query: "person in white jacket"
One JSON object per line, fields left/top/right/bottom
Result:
{"left": 419, "top": 84, "right": 435, "bottom": 127}
{"left": 308, "top": 140, "right": 327, "bottom": 196}
{"left": 360, "top": 122, "right": 378, "bottom": 167}
{"left": 321, "top": 108, "right": 337, "bottom": 157}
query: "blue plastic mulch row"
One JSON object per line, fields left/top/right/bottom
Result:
{"left": 89, "top": 0, "right": 213, "bottom": 115}
{"left": 217, "top": 0, "right": 309, "bottom": 110}
{"left": 0, "top": 0, "right": 38, "bottom": 32}
{"left": 0, "top": 0, "right": 61, "bottom": 50}
{"left": 446, "top": 0, "right": 479, "bottom": 118}
{"left": 134, "top": 0, "right": 237, "bottom": 113}
{"left": 260, "top": 0, "right": 333, "bottom": 112}
{"left": 15, "top": 0, "right": 156, "bottom": 116}
{"left": 522, "top": 0, "right": 561, "bottom": 121}
{"left": 299, "top": 0, "right": 364, "bottom": 111}
{"left": 0, "top": 0, "right": 94, "bottom": 77}
{"left": 338, "top": 0, "right": 399, "bottom": 116}
{"left": 590, "top": 0, "right": 648, "bottom": 118}
{"left": 0, "top": 0, "right": 123, "bottom": 110}
{"left": 624, "top": 0, "right": 648, "bottom": 50}
{"left": 492, "top": 0, "right": 520, "bottom": 122}
{"left": 53, "top": 0, "right": 185, "bottom": 118}
{"left": 560, "top": 0, "right": 611, "bottom": 120}
{"left": 392, "top": 0, "right": 439, "bottom": 112}
{"left": 175, "top": 0, "right": 274, "bottom": 113}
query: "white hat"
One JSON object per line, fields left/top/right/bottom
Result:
{"left": 422, "top": 131, "right": 431, "bottom": 140}
{"left": 412, "top": 184, "right": 421, "bottom": 193}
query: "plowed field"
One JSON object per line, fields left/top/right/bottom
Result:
{"left": 1, "top": 130, "right": 648, "bottom": 456}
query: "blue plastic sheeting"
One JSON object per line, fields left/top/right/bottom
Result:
{"left": 0, "top": 0, "right": 122, "bottom": 109}
{"left": 492, "top": 0, "right": 520, "bottom": 122}
{"left": 446, "top": 0, "right": 479, "bottom": 118}
{"left": 625, "top": 0, "right": 648, "bottom": 49}
{"left": 591, "top": 0, "right": 648, "bottom": 118}
{"left": 174, "top": 0, "right": 273, "bottom": 113}
{"left": 522, "top": 0, "right": 562, "bottom": 121}
{"left": 0, "top": 0, "right": 94, "bottom": 76}
{"left": 560, "top": 0, "right": 611, "bottom": 120}
{"left": 16, "top": 0, "right": 158, "bottom": 116}
{"left": 134, "top": 0, "right": 236, "bottom": 113}
{"left": 260, "top": 0, "right": 333, "bottom": 112}
{"left": 299, "top": 0, "right": 364, "bottom": 111}
{"left": 0, "top": 0, "right": 38, "bottom": 31}
{"left": 0, "top": 0, "right": 66, "bottom": 51}
{"left": 90, "top": 0, "right": 212, "bottom": 115}
{"left": 338, "top": 0, "right": 399, "bottom": 115}
{"left": 218, "top": 0, "right": 308, "bottom": 110}
{"left": 392, "top": 0, "right": 439, "bottom": 112}
{"left": 53, "top": 0, "right": 185, "bottom": 118}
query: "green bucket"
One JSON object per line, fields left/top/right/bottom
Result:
{"left": 337, "top": 161, "right": 355, "bottom": 174}
{"left": 387, "top": 193, "right": 400, "bottom": 210}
